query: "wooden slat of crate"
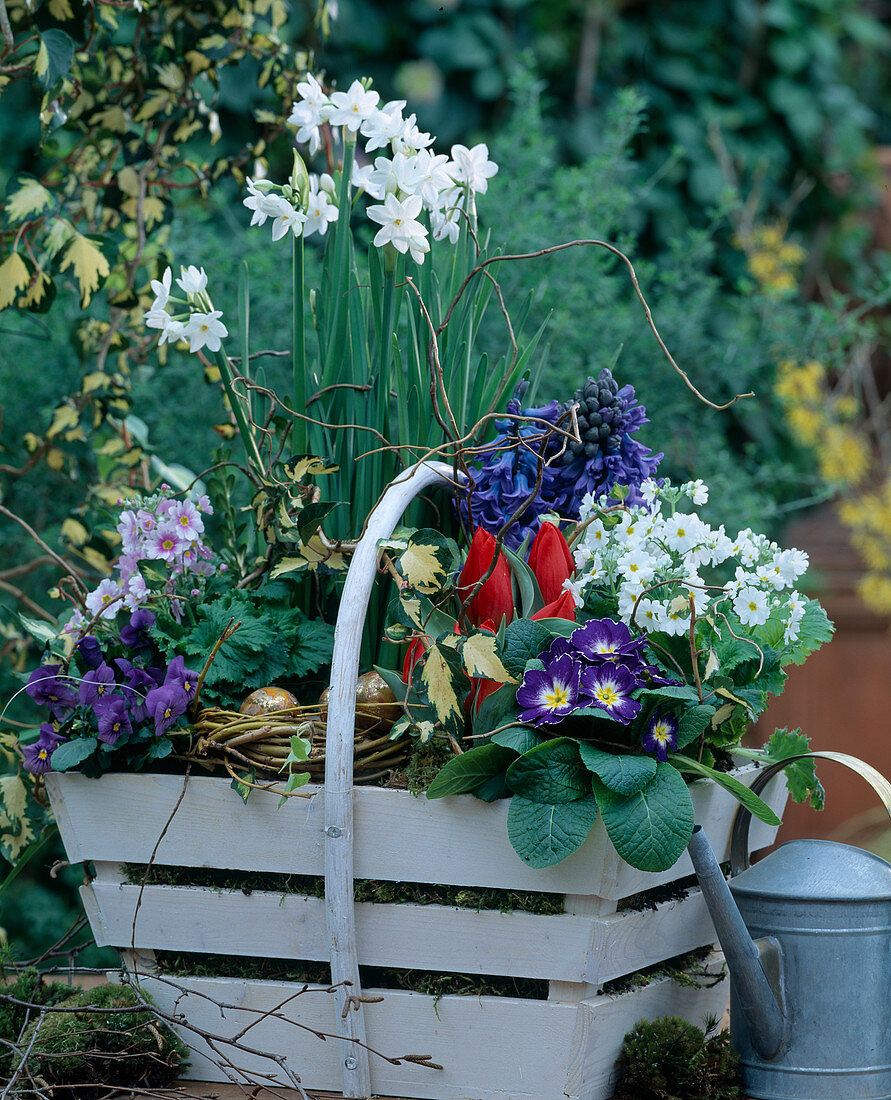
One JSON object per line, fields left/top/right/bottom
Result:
{"left": 48, "top": 765, "right": 784, "bottom": 899}
{"left": 82, "top": 879, "right": 720, "bottom": 987}
{"left": 137, "top": 952, "right": 730, "bottom": 1100}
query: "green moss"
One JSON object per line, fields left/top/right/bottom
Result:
{"left": 155, "top": 950, "right": 548, "bottom": 1000}
{"left": 600, "top": 947, "right": 724, "bottom": 997}
{"left": 614, "top": 1015, "right": 742, "bottom": 1099}
{"left": 21, "top": 982, "right": 189, "bottom": 1099}
{"left": 122, "top": 864, "right": 566, "bottom": 915}
{"left": 0, "top": 966, "right": 73, "bottom": 1081}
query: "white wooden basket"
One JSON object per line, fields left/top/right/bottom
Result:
{"left": 45, "top": 461, "right": 787, "bottom": 1100}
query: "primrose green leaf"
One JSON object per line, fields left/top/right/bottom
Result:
{"left": 500, "top": 618, "right": 553, "bottom": 678}
{"left": 473, "top": 682, "right": 520, "bottom": 737}
{"left": 756, "top": 727, "right": 824, "bottom": 810}
{"left": 676, "top": 705, "right": 717, "bottom": 749}
{"left": 506, "top": 737, "right": 590, "bottom": 803}
{"left": 491, "top": 726, "right": 543, "bottom": 754}
{"left": 426, "top": 743, "right": 516, "bottom": 798}
{"left": 593, "top": 762, "right": 694, "bottom": 872}
{"left": 669, "top": 754, "right": 782, "bottom": 826}
{"left": 49, "top": 737, "right": 98, "bottom": 772}
{"left": 506, "top": 794, "right": 599, "bottom": 868}
{"left": 782, "top": 601, "right": 834, "bottom": 666}
{"left": 475, "top": 772, "right": 512, "bottom": 802}
{"left": 577, "top": 743, "right": 657, "bottom": 795}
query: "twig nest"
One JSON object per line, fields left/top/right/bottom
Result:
{"left": 319, "top": 670, "right": 401, "bottom": 731}
{"left": 239, "top": 686, "right": 300, "bottom": 716}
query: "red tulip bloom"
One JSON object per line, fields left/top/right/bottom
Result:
{"left": 527, "top": 521, "right": 574, "bottom": 604}
{"left": 531, "top": 590, "right": 577, "bottom": 622}
{"left": 457, "top": 527, "right": 514, "bottom": 628}
{"left": 402, "top": 635, "right": 429, "bottom": 683}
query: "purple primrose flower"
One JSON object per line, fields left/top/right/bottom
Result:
{"left": 578, "top": 663, "right": 641, "bottom": 724}
{"left": 26, "top": 665, "right": 78, "bottom": 716}
{"left": 641, "top": 709, "right": 679, "bottom": 762}
{"left": 571, "top": 618, "right": 648, "bottom": 663}
{"left": 516, "top": 653, "right": 581, "bottom": 726}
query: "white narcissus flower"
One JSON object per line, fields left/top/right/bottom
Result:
{"left": 395, "top": 112, "right": 433, "bottom": 153}
{"left": 449, "top": 143, "right": 498, "bottom": 194}
{"left": 327, "top": 79, "right": 380, "bottom": 132}
{"left": 185, "top": 310, "right": 228, "bottom": 354}
{"left": 366, "top": 192, "right": 429, "bottom": 263}
{"left": 402, "top": 149, "right": 455, "bottom": 207}
{"left": 734, "top": 586, "right": 770, "bottom": 627}
{"left": 304, "top": 185, "right": 339, "bottom": 237}
{"left": 143, "top": 306, "right": 170, "bottom": 331}
{"left": 360, "top": 100, "right": 407, "bottom": 151}
{"left": 158, "top": 318, "right": 187, "bottom": 347}
{"left": 150, "top": 267, "right": 172, "bottom": 309}
{"left": 430, "top": 206, "right": 460, "bottom": 244}
{"left": 177, "top": 265, "right": 208, "bottom": 295}
{"left": 270, "top": 202, "right": 307, "bottom": 242}
{"left": 243, "top": 179, "right": 290, "bottom": 228}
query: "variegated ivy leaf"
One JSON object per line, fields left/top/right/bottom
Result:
{"left": 57, "top": 233, "right": 115, "bottom": 308}
{"left": 282, "top": 454, "right": 339, "bottom": 481}
{"left": 5, "top": 175, "right": 55, "bottom": 224}
{"left": 457, "top": 631, "right": 516, "bottom": 684}
{"left": 415, "top": 642, "right": 467, "bottom": 737}
{"left": 387, "top": 590, "right": 456, "bottom": 640}
{"left": 0, "top": 731, "right": 19, "bottom": 766}
{"left": 0, "top": 774, "right": 39, "bottom": 864}
{"left": 391, "top": 529, "right": 459, "bottom": 596}
{"left": 0, "top": 252, "right": 31, "bottom": 311}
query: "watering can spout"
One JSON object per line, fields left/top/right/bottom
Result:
{"left": 687, "top": 825, "right": 787, "bottom": 1061}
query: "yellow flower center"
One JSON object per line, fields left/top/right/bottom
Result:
{"left": 544, "top": 685, "right": 569, "bottom": 709}
{"left": 38, "top": 749, "right": 48, "bottom": 760}
{"left": 595, "top": 685, "right": 619, "bottom": 707}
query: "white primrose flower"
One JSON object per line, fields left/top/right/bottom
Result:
{"left": 661, "top": 512, "right": 707, "bottom": 555}
{"left": 641, "top": 478, "right": 660, "bottom": 506}
{"left": 366, "top": 192, "right": 429, "bottom": 263}
{"left": 360, "top": 99, "right": 407, "bottom": 151}
{"left": 633, "top": 597, "right": 667, "bottom": 633}
{"left": 85, "top": 578, "right": 124, "bottom": 621}
{"left": 185, "top": 310, "right": 228, "bottom": 354}
{"left": 783, "top": 592, "right": 807, "bottom": 643}
{"left": 734, "top": 585, "right": 770, "bottom": 627}
{"left": 327, "top": 79, "right": 380, "bottom": 132}
{"left": 177, "top": 265, "right": 208, "bottom": 296}
{"left": 773, "top": 547, "right": 809, "bottom": 585}
{"left": 684, "top": 479, "right": 709, "bottom": 505}
{"left": 449, "top": 143, "right": 498, "bottom": 194}
{"left": 617, "top": 546, "right": 657, "bottom": 584}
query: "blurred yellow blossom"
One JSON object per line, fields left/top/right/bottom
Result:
{"left": 736, "top": 222, "right": 806, "bottom": 296}
{"left": 818, "top": 425, "right": 871, "bottom": 486}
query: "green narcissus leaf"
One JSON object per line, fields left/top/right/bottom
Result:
{"left": 669, "top": 754, "right": 782, "bottom": 826}
{"left": 506, "top": 737, "right": 590, "bottom": 803}
{"left": 506, "top": 794, "right": 600, "bottom": 867}
{"left": 577, "top": 743, "right": 657, "bottom": 795}
{"left": 426, "top": 743, "right": 516, "bottom": 798}
{"left": 593, "top": 762, "right": 694, "bottom": 872}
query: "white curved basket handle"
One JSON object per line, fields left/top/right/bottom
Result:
{"left": 324, "top": 460, "right": 461, "bottom": 1097}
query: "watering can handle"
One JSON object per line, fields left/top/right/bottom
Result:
{"left": 730, "top": 750, "right": 891, "bottom": 877}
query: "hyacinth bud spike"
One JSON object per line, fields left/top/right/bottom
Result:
{"left": 527, "top": 522, "right": 574, "bottom": 604}
{"left": 457, "top": 527, "right": 514, "bottom": 628}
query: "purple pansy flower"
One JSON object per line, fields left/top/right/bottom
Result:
{"left": 114, "top": 658, "right": 160, "bottom": 722}
{"left": 642, "top": 709, "right": 679, "bottom": 762}
{"left": 120, "top": 608, "right": 156, "bottom": 650}
{"left": 145, "top": 682, "right": 188, "bottom": 737}
{"left": 78, "top": 663, "right": 117, "bottom": 707}
{"left": 578, "top": 663, "right": 641, "bottom": 724}
{"left": 517, "top": 653, "right": 581, "bottom": 726}
{"left": 26, "top": 665, "right": 78, "bottom": 716}
{"left": 75, "top": 635, "right": 105, "bottom": 670}
{"left": 163, "top": 654, "right": 199, "bottom": 702}
{"left": 22, "top": 724, "right": 67, "bottom": 774}
{"left": 95, "top": 695, "right": 133, "bottom": 745}
{"left": 571, "top": 618, "right": 648, "bottom": 663}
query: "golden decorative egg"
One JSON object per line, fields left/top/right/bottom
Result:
{"left": 319, "top": 671, "right": 400, "bottom": 732}
{"left": 239, "top": 686, "right": 300, "bottom": 716}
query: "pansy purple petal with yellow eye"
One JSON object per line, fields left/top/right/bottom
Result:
{"left": 516, "top": 653, "right": 581, "bottom": 726}
{"left": 578, "top": 662, "right": 641, "bottom": 724}
{"left": 642, "top": 709, "right": 679, "bottom": 762}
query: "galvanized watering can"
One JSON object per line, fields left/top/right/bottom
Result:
{"left": 688, "top": 751, "right": 891, "bottom": 1100}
